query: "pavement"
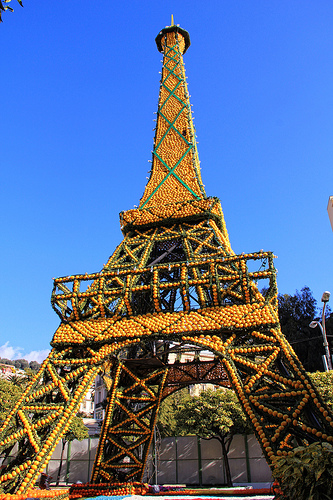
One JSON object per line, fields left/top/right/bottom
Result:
{"left": 78, "top": 486, "right": 276, "bottom": 500}
{"left": 58, "top": 493, "right": 275, "bottom": 500}
{"left": 55, "top": 482, "right": 276, "bottom": 500}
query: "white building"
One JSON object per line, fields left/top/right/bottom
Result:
{"left": 93, "top": 374, "right": 108, "bottom": 422}
{"left": 0, "top": 363, "right": 26, "bottom": 379}
{"left": 80, "top": 382, "right": 102, "bottom": 435}
{"left": 79, "top": 384, "right": 94, "bottom": 417}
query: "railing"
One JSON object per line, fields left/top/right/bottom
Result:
{"left": 51, "top": 251, "right": 277, "bottom": 323}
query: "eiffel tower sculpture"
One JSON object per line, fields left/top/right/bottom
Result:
{"left": 1, "top": 20, "right": 333, "bottom": 495}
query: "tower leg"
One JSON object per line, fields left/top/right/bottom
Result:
{"left": 91, "top": 352, "right": 168, "bottom": 484}
{"left": 183, "top": 325, "right": 333, "bottom": 462}
{"left": 0, "top": 346, "right": 105, "bottom": 494}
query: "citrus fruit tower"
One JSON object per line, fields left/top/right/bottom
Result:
{"left": 1, "top": 20, "right": 332, "bottom": 496}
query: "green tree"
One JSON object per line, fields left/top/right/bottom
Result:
{"left": 0, "top": 379, "right": 25, "bottom": 465}
{"left": 0, "top": 0, "right": 23, "bottom": 21}
{"left": 0, "top": 358, "right": 14, "bottom": 366}
{"left": 174, "top": 388, "right": 251, "bottom": 487}
{"left": 157, "top": 389, "right": 191, "bottom": 437}
{"left": 310, "top": 371, "right": 333, "bottom": 413}
{"left": 29, "top": 360, "right": 41, "bottom": 372}
{"left": 272, "top": 442, "right": 333, "bottom": 500}
{"left": 278, "top": 286, "right": 328, "bottom": 372}
{"left": 13, "top": 359, "right": 29, "bottom": 370}
{"left": 55, "top": 416, "right": 88, "bottom": 486}
{"left": 7, "top": 373, "right": 29, "bottom": 389}
{"left": 0, "top": 378, "right": 23, "bottom": 423}
{"left": 6, "top": 366, "right": 38, "bottom": 391}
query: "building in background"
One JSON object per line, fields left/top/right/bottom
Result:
{"left": 93, "top": 374, "right": 108, "bottom": 422}
{"left": 328, "top": 196, "right": 333, "bottom": 231}
{"left": 79, "top": 384, "right": 94, "bottom": 417}
{"left": 80, "top": 382, "right": 101, "bottom": 435}
{"left": 0, "top": 363, "right": 25, "bottom": 379}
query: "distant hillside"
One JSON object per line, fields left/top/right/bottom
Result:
{"left": 0, "top": 357, "right": 41, "bottom": 371}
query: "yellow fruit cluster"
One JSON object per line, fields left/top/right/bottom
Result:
{"left": 17, "top": 410, "right": 39, "bottom": 453}
{"left": 94, "top": 364, "right": 167, "bottom": 484}
{"left": 216, "top": 357, "right": 278, "bottom": 458}
{"left": 0, "top": 489, "right": 69, "bottom": 500}
{"left": 244, "top": 330, "right": 333, "bottom": 453}
{"left": 51, "top": 301, "right": 278, "bottom": 346}
{"left": 90, "top": 364, "right": 121, "bottom": 478}
{"left": 119, "top": 201, "right": 232, "bottom": 256}
{"left": 121, "top": 198, "right": 222, "bottom": 229}
{"left": 161, "top": 30, "right": 186, "bottom": 54}
{"left": 5, "top": 22, "right": 333, "bottom": 497}
{"left": 69, "top": 482, "right": 148, "bottom": 499}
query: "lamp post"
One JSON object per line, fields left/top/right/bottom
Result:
{"left": 309, "top": 291, "right": 332, "bottom": 371}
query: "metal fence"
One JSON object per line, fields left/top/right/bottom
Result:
{"left": 147, "top": 434, "right": 272, "bottom": 485}
{"left": 41, "top": 434, "right": 272, "bottom": 486}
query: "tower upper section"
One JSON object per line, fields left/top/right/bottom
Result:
{"left": 120, "top": 23, "right": 229, "bottom": 242}
{"left": 139, "top": 23, "right": 205, "bottom": 208}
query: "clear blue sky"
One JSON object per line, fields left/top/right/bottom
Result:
{"left": 1, "top": 1, "right": 333, "bottom": 362}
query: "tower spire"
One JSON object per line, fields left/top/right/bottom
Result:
{"left": 140, "top": 24, "right": 205, "bottom": 208}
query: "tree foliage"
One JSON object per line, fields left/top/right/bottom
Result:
{"left": 157, "top": 389, "right": 191, "bottom": 438}
{"left": 0, "top": 357, "right": 41, "bottom": 372}
{"left": 0, "top": 0, "right": 23, "bottom": 21}
{"left": 65, "top": 416, "right": 89, "bottom": 442}
{"left": 278, "top": 286, "right": 333, "bottom": 372}
{"left": 272, "top": 442, "right": 333, "bottom": 500}
{"left": 0, "top": 379, "right": 23, "bottom": 424}
{"left": 7, "top": 373, "right": 30, "bottom": 389}
{"left": 0, "top": 358, "right": 14, "bottom": 366}
{"left": 174, "top": 387, "right": 251, "bottom": 439}
{"left": 13, "top": 359, "right": 29, "bottom": 370}
{"left": 55, "top": 415, "right": 88, "bottom": 485}
{"left": 169, "top": 387, "right": 251, "bottom": 486}
{"left": 29, "top": 360, "right": 41, "bottom": 372}
{"left": 310, "top": 371, "right": 333, "bottom": 413}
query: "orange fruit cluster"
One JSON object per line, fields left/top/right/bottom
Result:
{"left": 4, "top": 20, "right": 333, "bottom": 497}
{"left": 5, "top": 367, "right": 101, "bottom": 494}
{"left": 121, "top": 197, "right": 226, "bottom": 231}
{"left": 52, "top": 301, "right": 278, "bottom": 347}
{"left": 69, "top": 481, "right": 148, "bottom": 499}
{"left": 0, "top": 489, "right": 69, "bottom": 500}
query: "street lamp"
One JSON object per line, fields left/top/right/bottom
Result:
{"left": 309, "top": 291, "right": 332, "bottom": 371}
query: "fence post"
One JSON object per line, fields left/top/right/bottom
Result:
{"left": 65, "top": 441, "right": 71, "bottom": 485}
{"left": 244, "top": 434, "right": 251, "bottom": 483}
{"left": 175, "top": 436, "right": 178, "bottom": 484}
{"left": 197, "top": 437, "right": 202, "bottom": 486}
{"left": 87, "top": 436, "right": 91, "bottom": 483}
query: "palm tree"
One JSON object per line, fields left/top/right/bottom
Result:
{"left": 7, "top": 373, "right": 29, "bottom": 389}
